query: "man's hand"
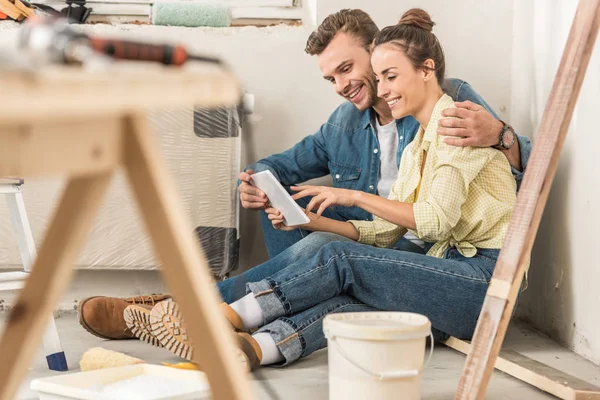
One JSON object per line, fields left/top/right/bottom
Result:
{"left": 437, "top": 100, "right": 503, "bottom": 148}
{"left": 438, "top": 100, "right": 523, "bottom": 171}
{"left": 238, "top": 170, "right": 269, "bottom": 210}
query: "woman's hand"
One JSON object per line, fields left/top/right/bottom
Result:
{"left": 268, "top": 205, "right": 360, "bottom": 240}
{"left": 291, "top": 185, "right": 358, "bottom": 216}
{"left": 266, "top": 207, "right": 303, "bottom": 231}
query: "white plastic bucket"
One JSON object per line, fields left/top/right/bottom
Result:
{"left": 323, "top": 312, "right": 433, "bottom": 400}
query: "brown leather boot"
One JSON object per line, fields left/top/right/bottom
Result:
{"left": 124, "top": 304, "right": 162, "bottom": 348}
{"left": 77, "top": 294, "right": 171, "bottom": 340}
{"left": 149, "top": 301, "right": 261, "bottom": 371}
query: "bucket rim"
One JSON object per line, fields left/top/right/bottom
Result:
{"left": 323, "top": 311, "right": 431, "bottom": 341}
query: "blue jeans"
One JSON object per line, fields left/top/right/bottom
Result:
{"left": 217, "top": 232, "right": 352, "bottom": 303}
{"left": 244, "top": 239, "right": 500, "bottom": 365}
{"left": 217, "top": 232, "right": 425, "bottom": 304}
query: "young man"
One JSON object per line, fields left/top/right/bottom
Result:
{"left": 77, "top": 9, "right": 531, "bottom": 344}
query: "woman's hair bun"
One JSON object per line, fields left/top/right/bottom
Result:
{"left": 398, "top": 8, "right": 434, "bottom": 32}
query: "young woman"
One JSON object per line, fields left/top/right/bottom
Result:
{"left": 135, "top": 8, "right": 517, "bottom": 371}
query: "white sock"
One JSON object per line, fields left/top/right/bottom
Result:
{"left": 253, "top": 332, "right": 284, "bottom": 365}
{"left": 230, "top": 293, "right": 264, "bottom": 329}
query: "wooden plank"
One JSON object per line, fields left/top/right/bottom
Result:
{"left": 231, "top": 18, "right": 301, "bottom": 26}
{"left": 0, "top": 271, "right": 28, "bottom": 291}
{"left": 0, "top": 66, "right": 241, "bottom": 123}
{"left": 455, "top": 1, "right": 600, "bottom": 399}
{"left": 0, "top": 171, "right": 113, "bottom": 400}
{"left": 446, "top": 337, "right": 600, "bottom": 400}
{"left": 0, "top": 0, "right": 22, "bottom": 20}
{"left": 497, "top": 351, "right": 600, "bottom": 400}
{"left": 122, "top": 113, "right": 255, "bottom": 400}
{"left": 0, "top": 118, "right": 122, "bottom": 178}
{"left": 12, "top": 0, "right": 33, "bottom": 17}
{"left": 0, "top": 178, "right": 23, "bottom": 185}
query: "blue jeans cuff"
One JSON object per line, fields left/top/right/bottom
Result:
{"left": 247, "top": 279, "right": 287, "bottom": 323}
{"left": 256, "top": 319, "right": 304, "bottom": 366}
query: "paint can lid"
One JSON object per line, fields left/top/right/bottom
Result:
{"left": 323, "top": 312, "right": 431, "bottom": 341}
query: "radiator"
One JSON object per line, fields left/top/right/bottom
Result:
{"left": 0, "top": 104, "right": 244, "bottom": 278}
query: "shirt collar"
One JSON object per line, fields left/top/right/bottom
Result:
{"left": 423, "top": 93, "right": 454, "bottom": 143}
{"left": 366, "top": 107, "right": 403, "bottom": 130}
{"left": 364, "top": 107, "right": 376, "bottom": 129}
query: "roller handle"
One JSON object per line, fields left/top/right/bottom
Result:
{"left": 89, "top": 38, "right": 189, "bottom": 66}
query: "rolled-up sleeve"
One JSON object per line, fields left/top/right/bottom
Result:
{"left": 349, "top": 218, "right": 407, "bottom": 247}
{"left": 512, "top": 133, "right": 532, "bottom": 190}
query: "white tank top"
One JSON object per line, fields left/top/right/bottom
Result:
{"left": 375, "top": 118, "right": 425, "bottom": 249}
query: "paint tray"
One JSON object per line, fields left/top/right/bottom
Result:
{"left": 30, "top": 364, "right": 211, "bottom": 400}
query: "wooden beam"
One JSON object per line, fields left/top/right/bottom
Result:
{"left": 0, "top": 271, "right": 28, "bottom": 291}
{"left": 0, "top": 0, "right": 22, "bottom": 20}
{"left": 231, "top": 18, "right": 301, "bottom": 26}
{"left": 446, "top": 337, "right": 600, "bottom": 400}
{"left": 0, "top": 118, "right": 122, "bottom": 178}
{"left": 0, "top": 178, "right": 23, "bottom": 185}
{"left": 0, "top": 66, "right": 241, "bottom": 123}
{"left": 12, "top": 0, "right": 33, "bottom": 17}
{"left": 122, "top": 113, "right": 255, "bottom": 400}
{"left": 455, "top": 1, "right": 600, "bottom": 399}
{"left": 0, "top": 172, "right": 113, "bottom": 400}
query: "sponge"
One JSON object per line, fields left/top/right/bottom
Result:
{"left": 152, "top": 3, "right": 232, "bottom": 27}
{"left": 80, "top": 347, "right": 144, "bottom": 372}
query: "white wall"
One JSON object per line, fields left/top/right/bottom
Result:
{"left": 511, "top": 0, "right": 600, "bottom": 364}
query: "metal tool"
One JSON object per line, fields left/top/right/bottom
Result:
{"left": 19, "top": 17, "right": 92, "bottom": 65}
{"left": 18, "top": 16, "right": 222, "bottom": 66}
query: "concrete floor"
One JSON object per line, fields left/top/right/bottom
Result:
{"left": 3, "top": 313, "right": 598, "bottom": 399}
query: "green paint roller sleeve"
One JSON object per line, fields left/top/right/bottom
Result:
{"left": 151, "top": 3, "right": 232, "bottom": 28}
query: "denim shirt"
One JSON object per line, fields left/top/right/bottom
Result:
{"left": 248, "top": 78, "right": 532, "bottom": 222}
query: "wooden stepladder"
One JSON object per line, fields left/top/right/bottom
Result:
{"left": 0, "top": 66, "right": 256, "bottom": 400}
{"left": 455, "top": 0, "right": 600, "bottom": 399}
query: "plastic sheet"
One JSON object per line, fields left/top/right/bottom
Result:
{"left": 0, "top": 105, "right": 241, "bottom": 278}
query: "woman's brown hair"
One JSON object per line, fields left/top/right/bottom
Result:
{"left": 373, "top": 8, "right": 445, "bottom": 84}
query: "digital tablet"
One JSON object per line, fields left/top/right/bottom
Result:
{"left": 250, "top": 170, "right": 311, "bottom": 227}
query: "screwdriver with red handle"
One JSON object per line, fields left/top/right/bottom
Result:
{"left": 88, "top": 38, "right": 222, "bottom": 66}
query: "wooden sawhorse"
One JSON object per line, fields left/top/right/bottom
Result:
{"left": 0, "top": 65, "right": 255, "bottom": 400}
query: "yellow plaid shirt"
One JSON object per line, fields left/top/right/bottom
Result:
{"left": 350, "top": 94, "right": 516, "bottom": 258}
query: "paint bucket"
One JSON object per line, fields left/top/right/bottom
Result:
{"left": 323, "top": 312, "right": 433, "bottom": 400}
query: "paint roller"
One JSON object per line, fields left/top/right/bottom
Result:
{"left": 151, "top": 2, "right": 232, "bottom": 28}
{"left": 80, "top": 347, "right": 201, "bottom": 371}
